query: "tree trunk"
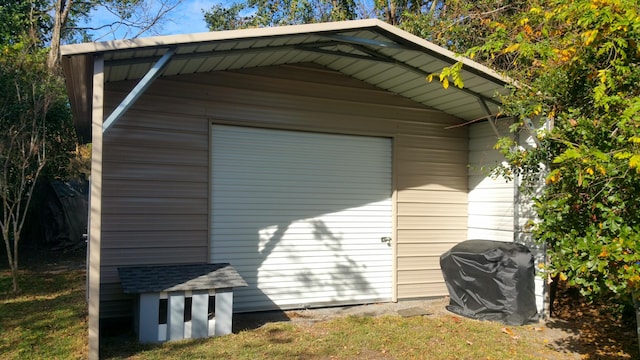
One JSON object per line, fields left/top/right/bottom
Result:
{"left": 13, "top": 230, "right": 19, "bottom": 292}
{"left": 11, "top": 266, "right": 18, "bottom": 293}
{"left": 47, "top": 0, "right": 72, "bottom": 70}
{"left": 388, "top": 0, "right": 397, "bottom": 25}
{"left": 2, "top": 227, "right": 18, "bottom": 292}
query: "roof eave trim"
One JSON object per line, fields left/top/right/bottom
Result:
{"left": 60, "top": 19, "right": 384, "bottom": 57}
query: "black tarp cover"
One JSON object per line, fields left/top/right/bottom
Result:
{"left": 440, "top": 240, "right": 538, "bottom": 325}
{"left": 43, "top": 180, "right": 88, "bottom": 250}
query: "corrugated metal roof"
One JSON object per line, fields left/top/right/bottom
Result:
{"left": 61, "top": 19, "right": 510, "bottom": 142}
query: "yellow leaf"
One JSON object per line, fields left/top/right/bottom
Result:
{"left": 629, "top": 154, "right": 640, "bottom": 169}
{"left": 492, "top": 21, "right": 507, "bottom": 30}
{"left": 502, "top": 327, "right": 515, "bottom": 336}
{"left": 597, "top": 70, "right": 607, "bottom": 84}
{"left": 503, "top": 43, "right": 521, "bottom": 53}
{"left": 442, "top": 78, "right": 449, "bottom": 89}
{"left": 583, "top": 30, "right": 598, "bottom": 45}
{"left": 554, "top": 48, "right": 575, "bottom": 62}
{"left": 577, "top": 170, "right": 583, "bottom": 186}
{"left": 598, "top": 248, "right": 608, "bottom": 258}
{"left": 559, "top": 272, "right": 567, "bottom": 281}
{"left": 426, "top": 74, "right": 434, "bottom": 82}
{"left": 523, "top": 24, "right": 533, "bottom": 36}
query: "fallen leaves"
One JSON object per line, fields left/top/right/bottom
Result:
{"left": 501, "top": 327, "right": 521, "bottom": 340}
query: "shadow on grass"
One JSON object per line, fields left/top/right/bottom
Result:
{"left": 100, "top": 309, "right": 294, "bottom": 359}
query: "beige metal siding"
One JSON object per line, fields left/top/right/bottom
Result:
{"left": 100, "top": 63, "right": 468, "bottom": 317}
{"left": 100, "top": 84, "right": 210, "bottom": 318}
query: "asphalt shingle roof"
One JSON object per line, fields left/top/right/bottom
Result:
{"left": 118, "top": 263, "right": 248, "bottom": 293}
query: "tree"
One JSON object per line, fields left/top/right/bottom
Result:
{"left": 203, "top": 0, "right": 362, "bottom": 30}
{"left": 400, "top": 0, "right": 530, "bottom": 54}
{"left": 374, "top": 0, "right": 443, "bottom": 26}
{"left": 0, "top": 0, "right": 181, "bottom": 293}
{"left": 0, "top": 0, "right": 51, "bottom": 45}
{"left": 453, "top": 0, "right": 640, "bottom": 335}
{"left": 202, "top": 0, "right": 471, "bottom": 30}
{"left": 0, "top": 37, "right": 73, "bottom": 292}
{"left": 47, "top": 0, "right": 182, "bottom": 69}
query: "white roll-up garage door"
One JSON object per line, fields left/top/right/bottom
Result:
{"left": 210, "top": 125, "right": 393, "bottom": 312}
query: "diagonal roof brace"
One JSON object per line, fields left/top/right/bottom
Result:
{"left": 478, "top": 98, "right": 503, "bottom": 139}
{"left": 102, "top": 47, "right": 176, "bottom": 133}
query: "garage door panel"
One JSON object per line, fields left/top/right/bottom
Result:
{"left": 210, "top": 202, "right": 390, "bottom": 212}
{"left": 232, "top": 291, "right": 392, "bottom": 311}
{"left": 214, "top": 244, "right": 393, "bottom": 254}
{"left": 211, "top": 125, "right": 392, "bottom": 312}
{"left": 227, "top": 261, "right": 392, "bottom": 273}
{"left": 212, "top": 215, "right": 392, "bottom": 225}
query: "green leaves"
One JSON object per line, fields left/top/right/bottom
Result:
{"left": 203, "top": 0, "right": 360, "bottom": 30}
{"left": 0, "top": 30, "right": 76, "bottom": 292}
{"left": 552, "top": 148, "right": 581, "bottom": 163}
{"left": 480, "top": 0, "right": 640, "bottom": 303}
{"left": 427, "top": 62, "right": 464, "bottom": 89}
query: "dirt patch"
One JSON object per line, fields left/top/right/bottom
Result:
{"left": 542, "top": 282, "right": 639, "bottom": 359}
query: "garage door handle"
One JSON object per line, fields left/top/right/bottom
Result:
{"left": 381, "top": 237, "right": 392, "bottom": 246}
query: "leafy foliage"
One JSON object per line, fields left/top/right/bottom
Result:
{"left": 0, "top": 37, "right": 75, "bottom": 291}
{"left": 0, "top": 1, "right": 79, "bottom": 291}
{"left": 466, "top": 0, "right": 640, "bottom": 303}
{"left": 401, "top": 0, "right": 530, "bottom": 53}
{"left": 201, "top": 0, "right": 478, "bottom": 30}
{"left": 0, "top": 0, "right": 51, "bottom": 45}
{"left": 203, "top": 0, "right": 360, "bottom": 30}
{"left": 0, "top": 0, "right": 171, "bottom": 293}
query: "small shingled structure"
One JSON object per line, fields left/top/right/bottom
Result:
{"left": 118, "top": 263, "right": 247, "bottom": 294}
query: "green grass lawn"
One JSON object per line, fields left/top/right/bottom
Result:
{"left": 0, "top": 268, "right": 87, "bottom": 359}
{"left": 1, "top": 265, "right": 636, "bottom": 360}
{"left": 102, "top": 314, "right": 560, "bottom": 360}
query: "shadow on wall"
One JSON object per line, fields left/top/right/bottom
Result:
{"left": 210, "top": 126, "right": 392, "bottom": 312}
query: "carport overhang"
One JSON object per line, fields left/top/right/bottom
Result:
{"left": 60, "top": 18, "right": 511, "bottom": 360}
{"left": 61, "top": 18, "right": 510, "bottom": 143}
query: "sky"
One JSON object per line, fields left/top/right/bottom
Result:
{"left": 81, "top": 0, "right": 213, "bottom": 42}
